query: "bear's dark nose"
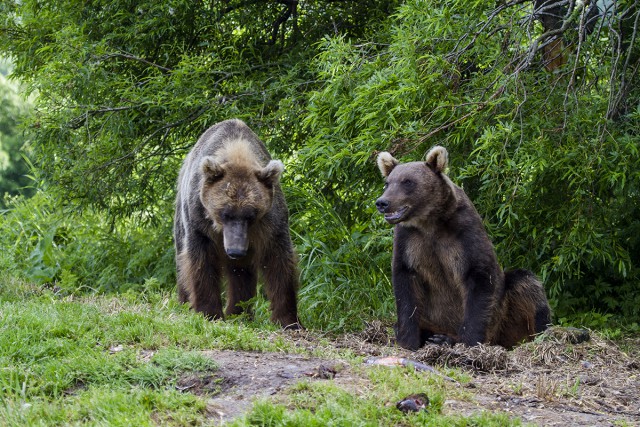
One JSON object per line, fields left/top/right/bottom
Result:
{"left": 226, "top": 248, "right": 247, "bottom": 259}
{"left": 375, "top": 198, "right": 389, "bottom": 212}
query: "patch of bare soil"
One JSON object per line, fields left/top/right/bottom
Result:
{"left": 183, "top": 325, "right": 639, "bottom": 426}
{"left": 194, "top": 349, "right": 351, "bottom": 424}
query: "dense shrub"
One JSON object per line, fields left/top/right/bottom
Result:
{"left": 0, "top": 192, "right": 175, "bottom": 294}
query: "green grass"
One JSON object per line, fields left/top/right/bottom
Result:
{"left": 0, "top": 275, "right": 524, "bottom": 426}
{"left": 235, "top": 367, "right": 519, "bottom": 427}
{"left": 0, "top": 276, "right": 289, "bottom": 426}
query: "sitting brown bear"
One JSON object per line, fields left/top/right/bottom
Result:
{"left": 174, "top": 119, "right": 301, "bottom": 329}
{"left": 375, "top": 146, "right": 550, "bottom": 349}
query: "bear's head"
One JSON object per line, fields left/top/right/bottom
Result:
{"left": 375, "top": 146, "right": 456, "bottom": 226}
{"left": 199, "top": 142, "right": 283, "bottom": 259}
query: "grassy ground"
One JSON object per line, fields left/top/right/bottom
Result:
{"left": 0, "top": 276, "right": 525, "bottom": 426}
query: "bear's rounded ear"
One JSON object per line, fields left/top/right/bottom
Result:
{"left": 201, "top": 156, "right": 224, "bottom": 182}
{"left": 425, "top": 146, "right": 448, "bottom": 173}
{"left": 377, "top": 152, "right": 399, "bottom": 177}
{"left": 257, "top": 159, "right": 284, "bottom": 187}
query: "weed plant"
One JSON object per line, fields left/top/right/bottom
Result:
{"left": 287, "top": 184, "right": 395, "bottom": 332}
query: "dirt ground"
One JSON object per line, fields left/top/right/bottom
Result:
{"left": 180, "top": 325, "right": 640, "bottom": 426}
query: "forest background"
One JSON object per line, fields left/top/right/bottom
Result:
{"left": 1, "top": 0, "right": 639, "bottom": 333}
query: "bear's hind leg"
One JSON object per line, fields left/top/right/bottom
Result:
{"left": 496, "top": 269, "right": 551, "bottom": 348}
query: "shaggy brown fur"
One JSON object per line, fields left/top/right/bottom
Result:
{"left": 174, "top": 119, "right": 301, "bottom": 329}
{"left": 375, "top": 146, "right": 550, "bottom": 350}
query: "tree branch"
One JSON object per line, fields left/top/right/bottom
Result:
{"left": 97, "top": 52, "right": 172, "bottom": 73}
{"left": 412, "top": 86, "right": 506, "bottom": 144}
{"left": 96, "top": 106, "right": 210, "bottom": 171}
{"left": 270, "top": 0, "right": 297, "bottom": 45}
{"left": 447, "top": 0, "right": 531, "bottom": 62}
{"left": 514, "top": 1, "right": 586, "bottom": 74}
{"left": 67, "top": 106, "right": 137, "bottom": 129}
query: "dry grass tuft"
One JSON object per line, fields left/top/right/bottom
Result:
{"left": 510, "top": 328, "right": 634, "bottom": 371}
{"left": 414, "top": 343, "right": 510, "bottom": 372}
{"left": 359, "top": 320, "right": 394, "bottom": 346}
{"left": 334, "top": 321, "right": 397, "bottom": 356}
{"left": 536, "top": 325, "right": 590, "bottom": 344}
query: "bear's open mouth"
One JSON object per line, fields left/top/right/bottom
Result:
{"left": 384, "top": 206, "right": 408, "bottom": 223}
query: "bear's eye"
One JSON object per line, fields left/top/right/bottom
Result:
{"left": 243, "top": 212, "right": 257, "bottom": 223}
{"left": 206, "top": 174, "right": 223, "bottom": 184}
{"left": 401, "top": 179, "right": 415, "bottom": 190}
{"left": 383, "top": 182, "right": 388, "bottom": 190}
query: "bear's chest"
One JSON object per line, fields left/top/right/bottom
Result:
{"left": 404, "top": 231, "right": 465, "bottom": 291}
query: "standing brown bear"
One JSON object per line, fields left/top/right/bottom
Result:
{"left": 375, "top": 146, "right": 550, "bottom": 349}
{"left": 174, "top": 119, "right": 301, "bottom": 329}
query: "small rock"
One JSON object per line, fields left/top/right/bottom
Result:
{"left": 579, "top": 375, "right": 600, "bottom": 386}
{"left": 109, "top": 344, "right": 124, "bottom": 353}
{"left": 396, "top": 393, "right": 429, "bottom": 414}
{"left": 305, "top": 364, "right": 338, "bottom": 379}
{"left": 580, "top": 360, "right": 593, "bottom": 369}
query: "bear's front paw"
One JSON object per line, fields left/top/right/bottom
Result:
{"left": 283, "top": 321, "right": 304, "bottom": 331}
{"left": 428, "top": 334, "right": 455, "bottom": 346}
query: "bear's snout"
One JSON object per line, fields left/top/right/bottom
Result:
{"left": 376, "top": 197, "right": 409, "bottom": 224}
{"left": 225, "top": 247, "right": 247, "bottom": 259}
{"left": 222, "top": 220, "right": 249, "bottom": 259}
{"left": 375, "top": 198, "right": 389, "bottom": 213}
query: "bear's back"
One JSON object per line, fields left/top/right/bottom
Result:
{"left": 191, "top": 119, "right": 271, "bottom": 166}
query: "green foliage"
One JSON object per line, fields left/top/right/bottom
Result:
{"left": 0, "top": 276, "right": 291, "bottom": 426}
{"left": 0, "top": 191, "right": 175, "bottom": 292}
{"left": 0, "top": 0, "right": 398, "bottom": 219}
{"left": 0, "top": 0, "right": 639, "bottom": 330}
{"left": 0, "top": 59, "right": 33, "bottom": 205}
{"left": 289, "top": 184, "right": 395, "bottom": 331}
